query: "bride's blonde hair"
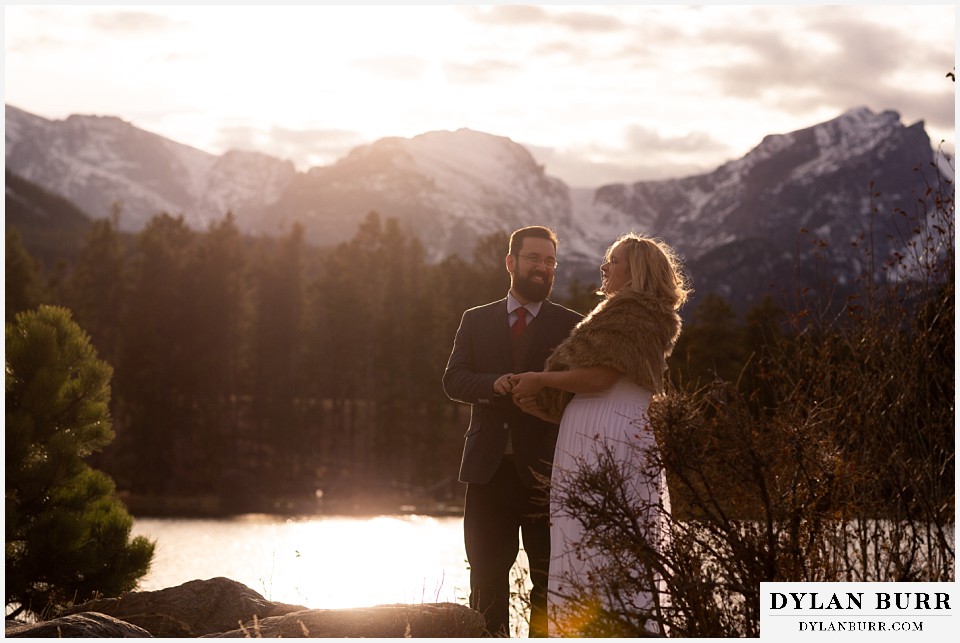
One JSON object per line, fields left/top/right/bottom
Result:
{"left": 606, "top": 233, "right": 690, "bottom": 310}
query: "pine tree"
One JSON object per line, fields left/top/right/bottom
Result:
{"left": 249, "top": 223, "right": 307, "bottom": 500}
{"left": 5, "top": 229, "right": 48, "bottom": 322}
{"left": 64, "top": 217, "right": 127, "bottom": 366}
{"left": 559, "top": 276, "right": 603, "bottom": 315}
{"left": 183, "top": 213, "right": 246, "bottom": 400}
{"left": 116, "top": 213, "right": 196, "bottom": 494}
{"left": 5, "top": 305, "right": 154, "bottom": 619}
{"left": 251, "top": 222, "right": 305, "bottom": 406}
{"left": 673, "top": 293, "right": 747, "bottom": 385}
{"left": 468, "top": 230, "right": 512, "bottom": 306}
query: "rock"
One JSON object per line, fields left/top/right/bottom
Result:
{"left": 46, "top": 577, "right": 486, "bottom": 638}
{"left": 5, "top": 611, "right": 152, "bottom": 638}
{"left": 205, "top": 602, "right": 486, "bottom": 638}
{"left": 55, "top": 577, "right": 308, "bottom": 637}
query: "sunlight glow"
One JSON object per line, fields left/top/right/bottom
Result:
{"left": 3, "top": 4, "right": 954, "bottom": 185}
{"left": 132, "top": 515, "right": 469, "bottom": 609}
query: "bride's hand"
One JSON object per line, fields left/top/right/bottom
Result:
{"left": 515, "top": 393, "right": 559, "bottom": 423}
{"left": 510, "top": 372, "right": 544, "bottom": 402}
{"left": 516, "top": 394, "right": 544, "bottom": 415}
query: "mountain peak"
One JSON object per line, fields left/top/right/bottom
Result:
{"left": 343, "top": 127, "right": 542, "bottom": 177}
{"left": 835, "top": 105, "right": 900, "bottom": 126}
{"left": 275, "top": 124, "right": 570, "bottom": 258}
{"left": 6, "top": 103, "right": 945, "bottom": 314}
{"left": 64, "top": 112, "right": 131, "bottom": 127}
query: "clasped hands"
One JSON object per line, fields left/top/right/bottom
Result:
{"left": 494, "top": 372, "right": 545, "bottom": 415}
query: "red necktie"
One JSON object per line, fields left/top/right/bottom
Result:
{"left": 511, "top": 307, "right": 527, "bottom": 339}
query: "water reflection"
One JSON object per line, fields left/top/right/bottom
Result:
{"left": 132, "top": 514, "right": 469, "bottom": 609}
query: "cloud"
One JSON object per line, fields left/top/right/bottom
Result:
{"left": 6, "top": 3, "right": 950, "bottom": 189}
{"left": 214, "top": 125, "right": 365, "bottom": 170}
{"left": 553, "top": 11, "right": 624, "bottom": 33}
{"left": 533, "top": 41, "right": 585, "bottom": 58}
{"left": 468, "top": 5, "right": 551, "bottom": 26}
{"left": 351, "top": 55, "right": 430, "bottom": 80}
{"left": 700, "top": 9, "right": 950, "bottom": 108}
{"left": 443, "top": 59, "right": 520, "bottom": 84}
{"left": 467, "top": 5, "right": 624, "bottom": 32}
{"left": 527, "top": 133, "right": 724, "bottom": 188}
{"left": 4, "top": 33, "right": 65, "bottom": 55}
{"left": 624, "top": 125, "right": 729, "bottom": 155}
{"left": 663, "top": 7, "right": 953, "bottom": 152}
{"left": 86, "top": 10, "right": 178, "bottom": 34}
{"left": 5, "top": 6, "right": 178, "bottom": 53}
{"left": 528, "top": 143, "right": 710, "bottom": 187}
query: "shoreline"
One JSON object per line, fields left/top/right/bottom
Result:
{"left": 120, "top": 491, "right": 464, "bottom": 519}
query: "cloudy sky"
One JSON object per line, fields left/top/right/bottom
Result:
{"left": 4, "top": 3, "right": 955, "bottom": 187}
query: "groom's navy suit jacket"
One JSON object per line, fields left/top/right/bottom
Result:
{"left": 443, "top": 297, "right": 582, "bottom": 488}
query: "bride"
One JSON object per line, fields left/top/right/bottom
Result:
{"left": 510, "top": 232, "right": 689, "bottom": 636}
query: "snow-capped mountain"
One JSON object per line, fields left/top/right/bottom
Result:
{"left": 5, "top": 103, "right": 949, "bottom": 312}
{"left": 575, "top": 107, "right": 937, "bottom": 255}
{"left": 5, "top": 104, "right": 296, "bottom": 231}
{"left": 564, "top": 107, "right": 949, "bottom": 310}
{"left": 264, "top": 128, "right": 573, "bottom": 258}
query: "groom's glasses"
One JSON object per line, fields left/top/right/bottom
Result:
{"left": 517, "top": 254, "right": 558, "bottom": 269}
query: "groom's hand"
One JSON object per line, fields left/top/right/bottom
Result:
{"left": 493, "top": 373, "right": 515, "bottom": 396}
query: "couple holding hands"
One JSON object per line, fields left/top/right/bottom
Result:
{"left": 443, "top": 225, "right": 689, "bottom": 637}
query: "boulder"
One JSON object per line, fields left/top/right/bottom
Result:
{"left": 55, "top": 577, "right": 308, "bottom": 637}
{"left": 5, "top": 611, "right": 152, "bottom": 638}
{"left": 206, "top": 603, "right": 486, "bottom": 638}
{"left": 44, "top": 577, "right": 486, "bottom": 638}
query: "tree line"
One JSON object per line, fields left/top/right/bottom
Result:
{"left": 7, "top": 182, "right": 951, "bottom": 518}
{"left": 9, "top": 208, "right": 612, "bottom": 511}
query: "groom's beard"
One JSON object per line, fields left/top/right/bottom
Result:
{"left": 513, "top": 269, "right": 554, "bottom": 302}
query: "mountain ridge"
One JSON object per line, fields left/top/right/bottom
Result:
{"left": 5, "top": 103, "right": 949, "bottom": 312}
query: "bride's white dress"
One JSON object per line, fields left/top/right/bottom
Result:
{"left": 547, "top": 377, "right": 670, "bottom": 636}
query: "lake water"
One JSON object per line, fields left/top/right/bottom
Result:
{"left": 131, "top": 514, "right": 472, "bottom": 610}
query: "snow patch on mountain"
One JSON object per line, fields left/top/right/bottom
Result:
{"left": 306, "top": 127, "right": 574, "bottom": 260}
{"left": 5, "top": 103, "right": 947, "bottom": 307}
{"left": 196, "top": 150, "right": 296, "bottom": 228}
{"left": 5, "top": 104, "right": 296, "bottom": 230}
{"left": 160, "top": 137, "right": 217, "bottom": 202}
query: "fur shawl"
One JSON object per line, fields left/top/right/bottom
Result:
{"left": 536, "top": 289, "right": 682, "bottom": 419}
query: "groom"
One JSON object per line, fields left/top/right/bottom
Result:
{"left": 443, "top": 226, "right": 582, "bottom": 637}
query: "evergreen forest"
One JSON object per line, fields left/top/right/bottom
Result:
{"left": 5, "top": 168, "right": 953, "bottom": 522}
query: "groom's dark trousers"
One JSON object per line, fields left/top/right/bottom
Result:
{"left": 443, "top": 297, "right": 581, "bottom": 637}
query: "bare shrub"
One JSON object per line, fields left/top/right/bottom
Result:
{"left": 547, "top": 155, "right": 954, "bottom": 637}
